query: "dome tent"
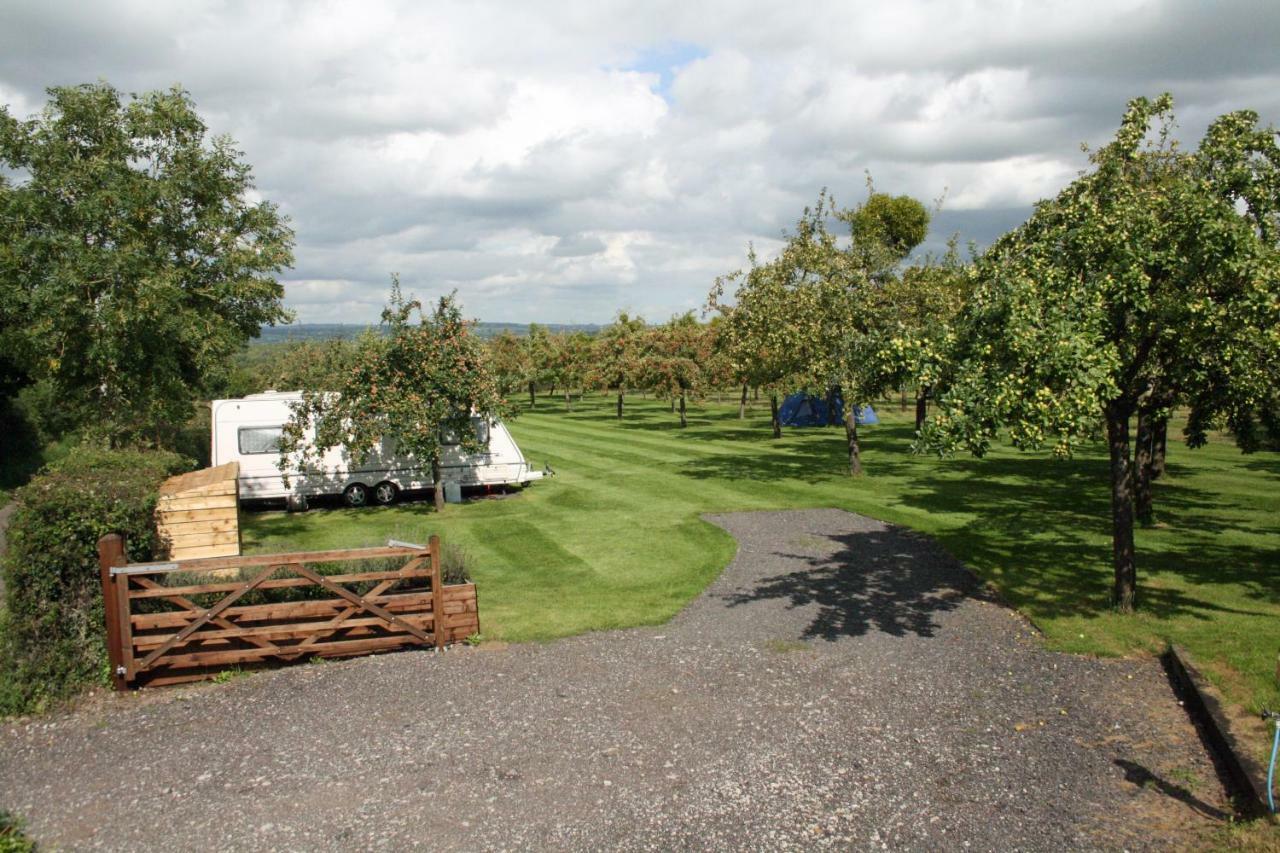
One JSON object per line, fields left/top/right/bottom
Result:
{"left": 777, "top": 391, "right": 878, "bottom": 427}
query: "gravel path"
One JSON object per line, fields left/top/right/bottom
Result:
{"left": 0, "top": 509, "right": 1230, "bottom": 850}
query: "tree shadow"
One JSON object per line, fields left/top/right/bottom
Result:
{"left": 238, "top": 512, "right": 313, "bottom": 550}
{"left": 554, "top": 399, "right": 808, "bottom": 443}
{"left": 1239, "top": 454, "right": 1280, "bottom": 476}
{"left": 868, "top": 450, "right": 1280, "bottom": 616}
{"left": 621, "top": 417, "right": 777, "bottom": 442}
{"left": 238, "top": 493, "right": 442, "bottom": 552}
{"left": 720, "top": 526, "right": 979, "bottom": 640}
{"left": 1113, "top": 759, "right": 1232, "bottom": 821}
{"left": 680, "top": 440, "right": 854, "bottom": 482}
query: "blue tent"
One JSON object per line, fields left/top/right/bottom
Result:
{"left": 778, "top": 392, "right": 878, "bottom": 427}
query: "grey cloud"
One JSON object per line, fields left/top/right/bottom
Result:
{"left": 550, "top": 234, "right": 607, "bottom": 257}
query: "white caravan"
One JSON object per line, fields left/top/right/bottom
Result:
{"left": 211, "top": 391, "right": 546, "bottom": 508}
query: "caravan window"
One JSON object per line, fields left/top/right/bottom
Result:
{"left": 238, "top": 426, "right": 283, "bottom": 455}
{"left": 440, "top": 418, "right": 491, "bottom": 447}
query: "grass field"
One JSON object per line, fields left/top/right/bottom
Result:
{"left": 242, "top": 394, "right": 1280, "bottom": 720}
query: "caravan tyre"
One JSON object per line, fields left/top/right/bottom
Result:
{"left": 343, "top": 483, "right": 370, "bottom": 508}
{"left": 373, "top": 481, "right": 399, "bottom": 506}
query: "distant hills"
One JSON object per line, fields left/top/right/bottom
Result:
{"left": 255, "top": 321, "right": 602, "bottom": 344}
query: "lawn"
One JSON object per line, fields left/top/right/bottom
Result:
{"left": 241, "top": 395, "right": 1280, "bottom": 719}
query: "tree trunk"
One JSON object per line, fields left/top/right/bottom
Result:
{"left": 1105, "top": 403, "right": 1137, "bottom": 612}
{"left": 826, "top": 386, "right": 840, "bottom": 426}
{"left": 738, "top": 382, "right": 748, "bottom": 419}
{"left": 754, "top": 386, "right": 759, "bottom": 402}
{"left": 432, "top": 455, "right": 445, "bottom": 512}
{"left": 670, "top": 398, "right": 676, "bottom": 413}
{"left": 564, "top": 391, "right": 572, "bottom": 412}
{"left": 900, "top": 387, "right": 908, "bottom": 412}
{"left": 914, "top": 385, "right": 930, "bottom": 432}
{"left": 1152, "top": 417, "right": 1168, "bottom": 481}
{"left": 679, "top": 393, "right": 687, "bottom": 428}
{"left": 616, "top": 390, "right": 624, "bottom": 420}
{"left": 844, "top": 407, "right": 863, "bottom": 476}
{"left": 769, "top": 394, "right": 781, "bottom": 439}
{"left": 1134, "top": 407, "right": 1155, "bottom": 526}
{"left": 528, "top": 381, "right": 536, "bottom": 407}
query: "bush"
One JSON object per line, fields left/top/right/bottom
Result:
{"left": 0, "top": 809, "right": 34, "bottom": 853}
{"left": 0, "top": 446, "right": 190, "bottom": 715}
{"left": 0, "top": 396, "right": 42, "bottom": 494}
{"left": 13, "top": 379, "right": 81, "bottom": 449}
{"left": 441, "top": 542, "right": 471, "bottom": 585}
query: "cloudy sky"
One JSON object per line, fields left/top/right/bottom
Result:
{"left": 3, "top": 0, "right": 1279, "bottom": 324}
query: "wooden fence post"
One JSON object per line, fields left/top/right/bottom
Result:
{"left": 429, "top": 535, "right": 445, "bottom": 649}
{"left": 97, "top": 534, "right": 128, "bottom": 691}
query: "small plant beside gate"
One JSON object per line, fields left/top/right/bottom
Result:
{"left": 96, "top": 535, "right": 479, "bottom": 688}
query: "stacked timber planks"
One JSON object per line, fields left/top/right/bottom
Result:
{"left": 155, "top": 462, "right": 241, "bottom": 560}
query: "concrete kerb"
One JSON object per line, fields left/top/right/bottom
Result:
{"left": 1162, "top": 643, "right": 1274, "bottom": 819}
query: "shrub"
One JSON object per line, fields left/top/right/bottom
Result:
{"left": 0, "top": 809, "right": 34, "bottom": 850}
{"left": 0, "top": 396, "right": 41, "bottom": 494}
{"left": 441, "top": 542, "right": 471, "bottom": 585}
{"left": 0, "top": 809, "right": 34, "bottom": 853}
{"left": 0, "top": 446, "right": 190, "bottom": 715}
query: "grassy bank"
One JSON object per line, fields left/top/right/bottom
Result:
{"left": 241, "top": 395, "right": 1280, "bottom": 716}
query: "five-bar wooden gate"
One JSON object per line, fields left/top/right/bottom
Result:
{"left": 97, "top": 534, "right": 479, "bottom": 689}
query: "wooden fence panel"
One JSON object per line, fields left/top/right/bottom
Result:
{"left": 98, "top": 534, "right": 479, "bottom": 689}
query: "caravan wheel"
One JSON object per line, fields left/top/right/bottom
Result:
{"left": 373, "top": 481, "right": 399, "bottom": 506}
{"left": 343, "top": 483, "right": 370, "bottom": 508}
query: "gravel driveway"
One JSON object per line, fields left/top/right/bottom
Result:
{"left": 0, "top": 509, "right": 1231, "bottom": 850}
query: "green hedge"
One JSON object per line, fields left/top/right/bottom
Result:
{"left": 0, "top": 447, "right": 190, "bottom": 715}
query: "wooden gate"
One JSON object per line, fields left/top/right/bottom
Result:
{"left": 97, "top": 535, "right": 479, "bottom": 689}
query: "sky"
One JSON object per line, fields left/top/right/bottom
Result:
{"left": 2, "top": 0, "right": 1280, "bottom": 325}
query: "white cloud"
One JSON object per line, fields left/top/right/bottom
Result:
{"left": 3, "top": 0, "right": 1280, "bottom": 322}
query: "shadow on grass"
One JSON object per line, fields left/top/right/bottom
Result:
{"left": 238, "top": 513, "right": 314, "bottom": 550}
{"left": 721, "top": 526, "right": 977, "bottom": 640}
{"left": 238, "top": 494, "right": 440, "bottom": 552}
{"left": 556, "top": 401, "right": 786, "bottom": 443}
{"left": 882, "top": 451, "right": 1280, "bottom": 616}
{"left": 1239, "top": 454, "right": 1280, "bottom": 476}
{"left": 680, "top": 440, "right": 853, "bottom": 481}
{"left": 1113, "top": 759, "right": 1232, "bottom": 821}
